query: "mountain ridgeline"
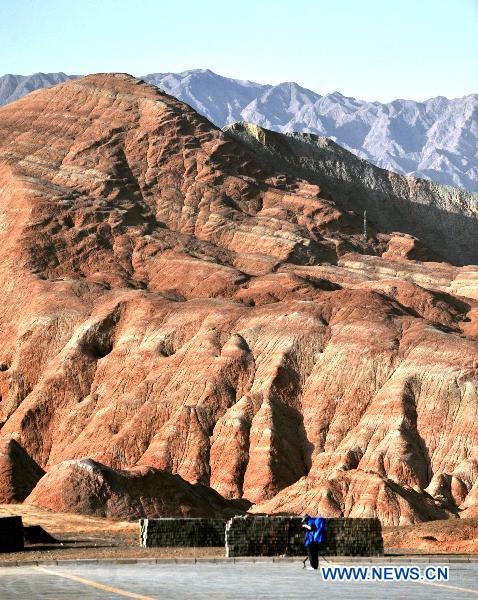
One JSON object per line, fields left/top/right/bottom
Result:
{"left": 1, "top": 70, "right": 477, "bottom": 192}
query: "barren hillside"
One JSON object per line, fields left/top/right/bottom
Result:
{"left": 0, "top": 74, "right": 477, "bottom": 525}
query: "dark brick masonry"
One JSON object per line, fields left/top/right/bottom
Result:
{"left": 140, "top": 516, "right": 383, "bottom": 557}
{"left": 225, "top": 516, "right": 384, "bottom": 557}
{"left": 0, "top": 516, "right": 24, "bottom": 552}
{"left": 140, "top": 518, "right": 226, "bottom": 548}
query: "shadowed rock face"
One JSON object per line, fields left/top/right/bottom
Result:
{"left": 0, "top": 74, "right": 477, "bottom": 525}
{"left": 0, "top": 438, "right": 45, "bottom": 502}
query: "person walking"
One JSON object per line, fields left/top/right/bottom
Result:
{"left": 301, "top": 515, "right": 326, "bottom": 570}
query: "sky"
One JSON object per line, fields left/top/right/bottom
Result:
{"left": 1, "top": 0, "right": 477, "bottom": 102}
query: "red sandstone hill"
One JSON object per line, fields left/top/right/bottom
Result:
{"left": 25, "top": 459, "right": 247, "bottom": 519}
{"left": 0, "top": 74, "right": 477, "bottom": 525}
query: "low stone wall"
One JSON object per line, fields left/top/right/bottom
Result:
{"left": 324, "top": 518, "right": 384, "bottom": 557}
{"left": 0, "top": 516, "right": 24, "bottom": 552}
{"left": 140, "top": 518, "right": 225, "bottom": 548}
{"left": 225, "top": 515, "right": 298, "bottom": 557}
{"left": 225, "top": 516, "right": 383, "bottom": 557}
{"left": 139, "top": 515, "right": 384, "bottom": 556}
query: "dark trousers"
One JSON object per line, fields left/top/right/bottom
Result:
{"left": 307, "top": 542, "right": 320, "bottom": 569}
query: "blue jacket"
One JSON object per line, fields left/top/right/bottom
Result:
{"left": 304, "top": 517, "right": 326, "bottom": 547}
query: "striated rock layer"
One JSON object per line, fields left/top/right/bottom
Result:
{"left": 0, "top": 74, "right": 477, "bottom": 525}
{"left": 384, "top": 518, "right": 478, "bottom": 553}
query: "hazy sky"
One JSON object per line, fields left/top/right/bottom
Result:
{"left": 1, "top": 0, "right": 477, "bottom": 101}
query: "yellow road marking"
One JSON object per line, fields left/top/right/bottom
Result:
{"left": 418, "top": 579, "right": 478, "bottom": 596}
{"left": 34, "top": 566, "right": 156, "bottom": 599}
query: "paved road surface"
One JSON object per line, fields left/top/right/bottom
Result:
{"left": 0, "top": 561, "right": 477, "bottom": 599}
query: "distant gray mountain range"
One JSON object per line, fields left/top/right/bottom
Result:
{"left": 1, "top": 70, "right": 477, "bottom": 191}
{"left": 0, "top": 72, "right": 80, "bottom": 105}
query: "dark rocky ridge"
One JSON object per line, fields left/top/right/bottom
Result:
{"left": 224, "top": 122, "right": 478, "bottom": 266}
